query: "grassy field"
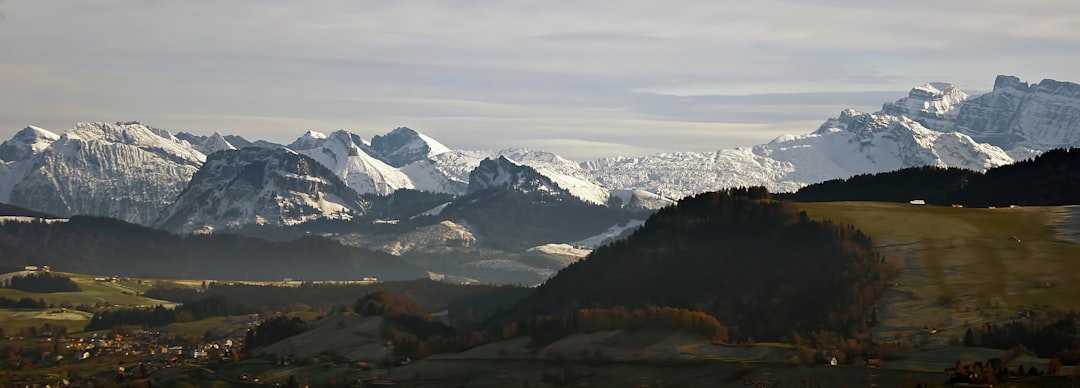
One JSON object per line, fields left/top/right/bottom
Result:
{"left": 0, "top": 271, "right": 179, "bottom": 334}
{"left": 797, "top": 202, "right": 1080, "bottom": 340}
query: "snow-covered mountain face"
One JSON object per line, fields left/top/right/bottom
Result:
{"left": 1, "top": 122, "right": 205, "bottom": 225}
{"left": 194, "top": 132, "right": 237, "bottom": 155}
{"left": 950, "top": 75, "right": 1080, "bottom": 159}
{"left": 295, "top": 130, "right": 417, "bottom": 195}
{"left": 156, "top": 147, "right": 367, "bottom": 233}
{"left": 0, "top": 126, "right": 60, "bottom": 162}
{"left": 879, "top": 82, "right": 968, "bottom": 131}
{"left": 756, "top": 109, "right": 1012, "bottom": 184}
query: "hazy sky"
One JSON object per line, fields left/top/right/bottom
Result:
{"left": 1, "top": 1, "right": 1077, "bottom": 160}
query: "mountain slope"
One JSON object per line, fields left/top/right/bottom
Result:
{"left": 156, "top": 147, "right": 367, "bottom": 233}
{"left": 368, "top": 127, "right": 452, "bottom": 167}
{"left": 295, "top": 130, "right": 417, "bottom": 195}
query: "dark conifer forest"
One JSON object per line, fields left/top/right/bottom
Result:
{"left": 790, "top": 148, "right": 1080, "bottom": 206}
{"left": 494, "top": 187, "right": 893, "bottom": 342}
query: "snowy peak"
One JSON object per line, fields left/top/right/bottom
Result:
{"left": 0, "top": 126, "right": 60, "bottom": 162}
{"left": 369, "top": 127, "right": 452, "bottom": 167}
{"left": 288, "top": 130, "right": 329, "bottom": 150}
{"left": 296, "top": 129, "right": 416, "bottom": 195}
{"left": 156, "top": 147, "right": 367, "bottom": 233}
{"left": 881, "top": 82, "right": 967, "bottom": 130}
{"left": 3, "top": 121, "right": 206, "bottom": 224}
{"left": 195, "top": 132, "right": 237, "bottom": 155}
{"left": 468, "top": 156, "right": 569, "bottom": 197}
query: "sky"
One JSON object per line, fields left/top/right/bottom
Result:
{"left": 0, "top": 1, "right": 1078, "bottom": 161}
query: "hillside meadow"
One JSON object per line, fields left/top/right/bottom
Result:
{"left": 798, "top": 202, "right": 1080, "bottom": 340}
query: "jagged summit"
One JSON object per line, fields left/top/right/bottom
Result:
{"left": 879, "top": 82, "right": 968, "bottom": 130}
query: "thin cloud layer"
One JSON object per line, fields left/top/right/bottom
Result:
{"left": 0, "top": 1, "right": 1076, "bottom": 160}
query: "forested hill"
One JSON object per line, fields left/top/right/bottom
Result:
{"left": 790, "top": 148, "right": 1080, "bottom": 207}
{"left": 494, "top": 188, "right": 892, "bottom": 342}
{"left": 0, "top": 216, "right": 426, "bottom": 280}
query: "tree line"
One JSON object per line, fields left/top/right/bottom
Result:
{"left": 789, "top": 148, "right": 1080, "bottom": 207}
{"left": 5, "top": 272, "right": 79, "bottom": 293}
{"left": 84, "top": 294, "right": 253, "bottom": 331}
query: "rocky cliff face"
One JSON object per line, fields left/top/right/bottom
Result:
{"left": 4, "top": 122, "right": 205, "bottom": 224}
{"left": 880, "top": 82, "right": 968, "bottom": 131}
{"left": 951, "top": 75, "right": 1080, "bottom": 159}
{"left": 156, "top": 147, "right": 367, "bottom": 233}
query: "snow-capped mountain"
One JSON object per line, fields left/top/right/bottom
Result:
{"left": 2, "top": 75, "right": 1076, "bottom": 233}
{"left": 950, "top": 75, "right": 1080, "bottom": 159}
{"left": 1, "top": 122, "right": 205, "bottom": 225}
{"left": 0, "top": 126, "right": 60, "bottom": 202}
{"left": 294, "top": 130, "right": 417, "bottom": 195}
{"left": 193, "top": 132, "right": 237, "bottom": 155}
{"left": 0, "top": 126, "right": 59, "bottom": 162}
{"left": 879, "top": 82, "right": 968, "bottom": 131}
{"left": 467, "top": 156, "right": 570, "bottom": 196}
{"left": 755, "top": 109, "right": 1012, "bottom": 184}
{"left": 368, "top": 126, "right": 452, "bottom": 167}
{"left": 156, "top": 147, "right": 366, "bottom": 233}
{"left": 582, "top": 76, "right": 1076, "bottom": 198}
{"left": 282, "top": 127, "right": 615, "bottom": 204}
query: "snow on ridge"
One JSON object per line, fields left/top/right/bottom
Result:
{"left": 527, "top": 243, "right": 591, "bottom": 258}
{"left": 0, "top": 216, "right": 68, "bottom": 225}
{"left": 574, "top": 219, "right": 645, "bottom": 249}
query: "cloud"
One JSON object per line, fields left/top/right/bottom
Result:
{"left": 0, "top": 1, "right": 1077, "bottom": 160}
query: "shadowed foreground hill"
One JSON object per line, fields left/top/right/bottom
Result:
{"left": 0, "top": 216, "right": 426, "bottom": 280}
{"left": 496, "top": 188, "right": 893, "bottom": 342}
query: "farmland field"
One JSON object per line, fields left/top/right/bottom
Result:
{"left": 797, "top": 202, "right": 1080, "bottom": 340}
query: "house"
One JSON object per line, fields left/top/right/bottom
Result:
{"left": 24, "top": 265, "right": 38, "bottom": 271}
{"left": 909, "top": 199, "right": 926, "bottom": 205}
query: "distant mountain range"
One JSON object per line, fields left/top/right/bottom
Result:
{"left": 0, "top": 75, "right": 1077, "bottom": 284}
{"left": 0, "top": 75, "right": 1077, "bottom": 238}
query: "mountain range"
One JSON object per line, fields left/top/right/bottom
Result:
{"left": 0, "top": 75, "right": 1077, "bottom": 240}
